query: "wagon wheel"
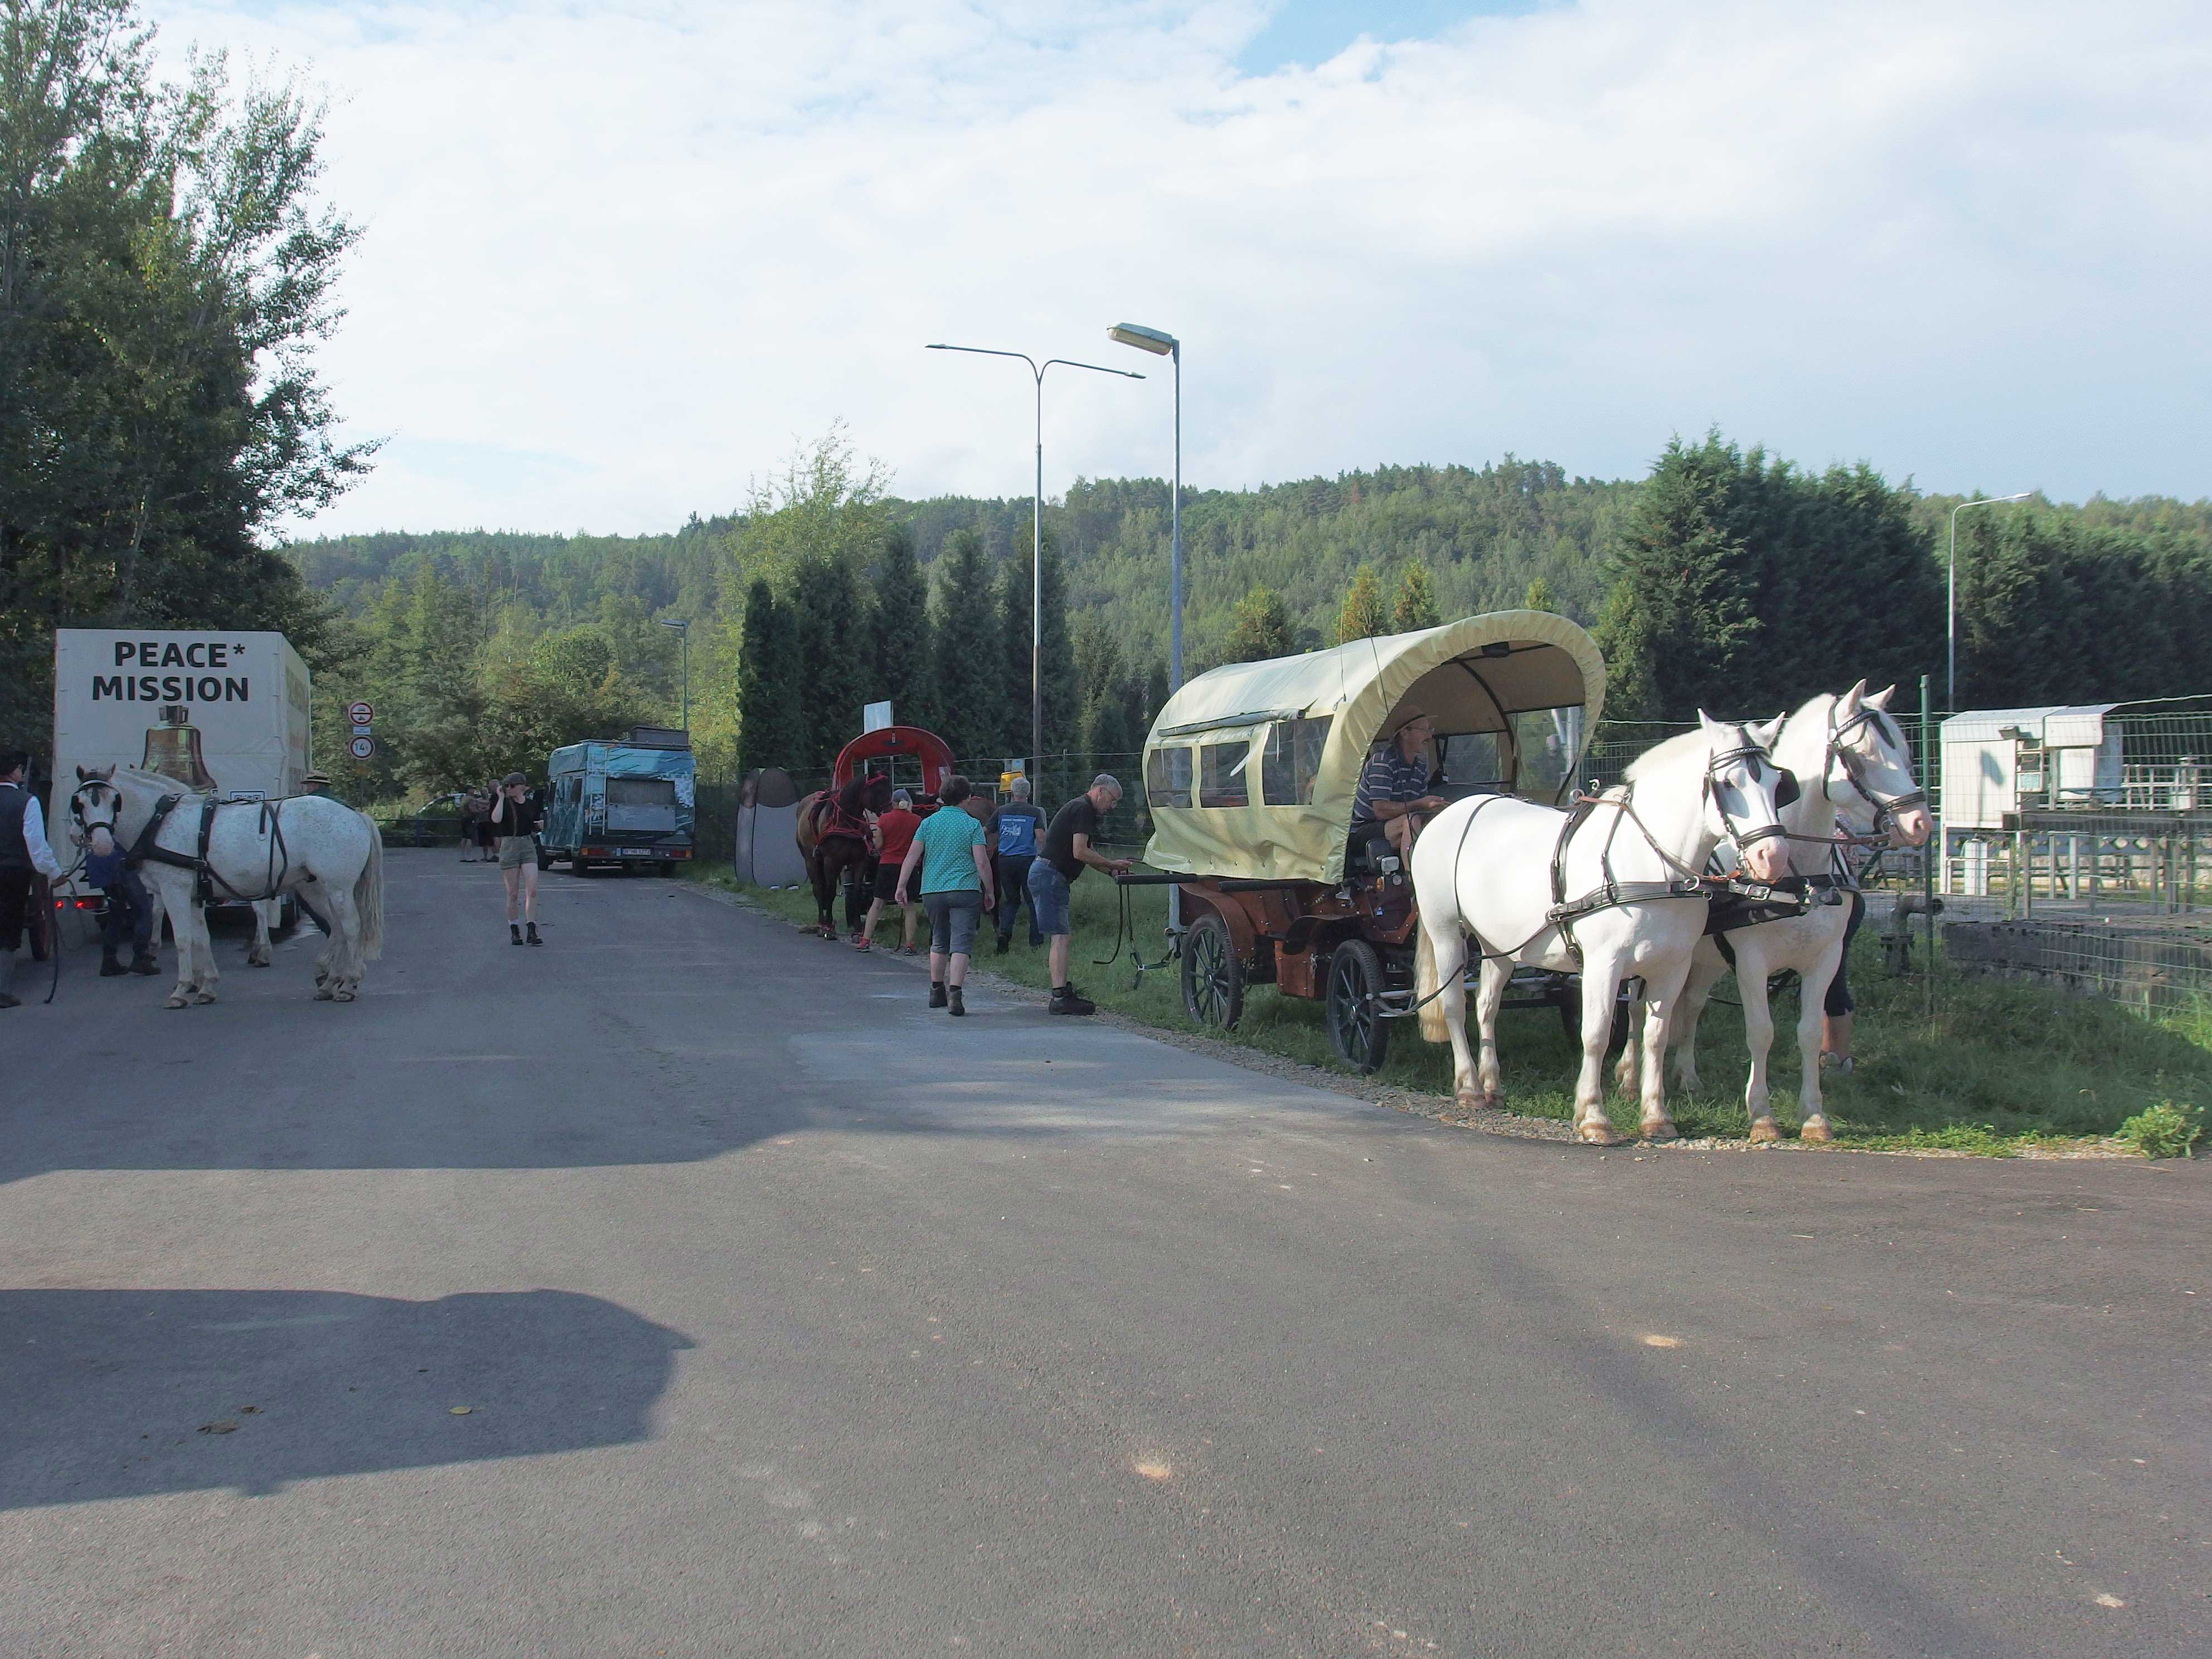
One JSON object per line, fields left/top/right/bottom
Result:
{"left": 1325, "top": 939, "right": 1390, "bottom": 1075}
{"left": 1180, "top": 911, "right": 1244, "bottom": 1032}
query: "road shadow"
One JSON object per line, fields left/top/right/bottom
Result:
{"left": 0, "top": 1288, "right": 692, "bottom": 1511}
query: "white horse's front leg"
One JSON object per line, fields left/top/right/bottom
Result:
{"left": 1738, "top": 948, "right": 1779, "bottom": 1141}
{"left": 1637, "top": 958, "right": 1693, "bottom": 1141}
{"left": 1670, "top": 947, "right": 1726, "bottom": 1093}
{"left": 247, "top": 903, "right": 273, "bottom": 967}
{"left": 1473, "top": 955, "right": 1511, "bottom": 1106}
{"left": 1797, "top": 938, "right": 1845, "bottom": 1143}
{"left": 1573, "top": 958, "right": 1624, "bottom": 1144}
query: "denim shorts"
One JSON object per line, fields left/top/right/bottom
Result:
{"left": 1026, "top": 860, "right": 1073, "bottom": 937}
{"left": 921, "top": 890, "right": 983, "bottom": 955}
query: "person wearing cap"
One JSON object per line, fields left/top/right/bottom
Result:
{"left": 298, "top": 770, "right": 331, "bottom": 796}
{"left": 1351, "top": 714, "right": 1448, "bottom": 861}
{"left": 860, "top": 788, "right": 922, "bottom": 953}
{"left": 487, "top": 772, "right": 544, "bottom": 945}
{"left": 0, "top": 750, "right": 67, "bottom": 1008}
{"left": 1030, "top": 773, "right": 1132, "bottom": 1016}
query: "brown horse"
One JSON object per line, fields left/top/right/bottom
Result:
{"left": 795, "top": 773, "right": 892, "bottom": 939}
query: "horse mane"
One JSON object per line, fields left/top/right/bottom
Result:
{"left": 1623, "top": 723, "right": 1735, "bottom": 783}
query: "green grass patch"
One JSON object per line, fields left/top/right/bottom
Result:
{"left": 709, "top": 864, "right": 2208, "bottom": 1155}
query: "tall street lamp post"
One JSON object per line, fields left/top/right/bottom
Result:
{"left": 1106, "top": 323, "right": 1182, "bottom": 689}
{"left": 1947, "top": 492, "right": 2031, "bottom": 712}
{"left": 927, "top": 344, "right": 1143, "bottom": 784}
{"left": 659, "top": 617, "right": 690, "bottom": 732}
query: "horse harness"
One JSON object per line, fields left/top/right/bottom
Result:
{"left": 1822, "top": 703, "right": 1925, "bottom": 834}
{"left": 110, "top": 790, "right": 294, "bottom": 904}
{"left": 1437, "top": 730, "right": 1805, "bottom": 973}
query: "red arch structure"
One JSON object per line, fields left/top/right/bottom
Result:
{"left": 831, "top": 725, "right": 955, "bottom": 801}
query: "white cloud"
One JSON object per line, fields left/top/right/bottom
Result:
{"left": 151, "top": 0, "right": 2212, "bottom": 533}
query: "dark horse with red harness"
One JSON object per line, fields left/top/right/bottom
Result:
{"left": 795, "top": 772, "right": 894, "bottom": 939}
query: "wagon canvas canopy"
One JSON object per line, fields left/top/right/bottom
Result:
{"left": 1141, "top": 610, "right": 1608, "bottom": 885}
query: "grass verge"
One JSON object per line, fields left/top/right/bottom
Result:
{"left": 700, "top": 864, "right": 2206, "bottom": 1156}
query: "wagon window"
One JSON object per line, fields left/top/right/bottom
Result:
{"left": 1260, "top": 716, "right": 1332, "bottom": 805}
{"left": 1437, "top": 732, "right": 1505, "bottom": 789}
{"left": 1199, "top": 739, "right": 1251, "bottom": 808}
{"left": 1144, "top": 745, "right": 1193, "bottom": 809}
{"left": 1511, "top": 706, "right": 1584, "bottom": 799}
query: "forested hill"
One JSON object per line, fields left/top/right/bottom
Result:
{"left": 288, "top": 457, "right": 1637, "bottom": 664}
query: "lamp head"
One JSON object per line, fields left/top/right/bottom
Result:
{"left": 1108, "top": 323, "right": 1176, "bottom": 356}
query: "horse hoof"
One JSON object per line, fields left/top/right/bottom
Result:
{"left": 1575, "top": 1121, "right": 1623, "bottom": 1146}
{"left": 1642, "top": 1120, "right": 1680, "bottom": 1143}
{"left": 313, "top": 986, "right": 335, "bottom": 1001}
{"left": 1747, "top": 1119, "right": 1782, "bottom": 1144}
{"left": 192, "top": 991, "right": 217, "bottom": 1005}
{"left": 248, "top": 957, "right": 271, "bottom": 968}
{"left": 1454, "top": 1088, "right": 1485, "bottom": 1112}
{"left": 164, "top": 995, "right": 189, "bottom": 1010}
{"left": 1800, "top": 1118, "right": 1834, "bottom": 1144}
{"left": 333, "top": 988, "right": 356, "bottom": 1003}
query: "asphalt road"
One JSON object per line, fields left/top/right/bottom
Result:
{"left": 2, "top": 850, "right": 2206, "bottom": 1658}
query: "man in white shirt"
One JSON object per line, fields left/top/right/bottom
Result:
{"left": 1, "top": 751, "right": 67, "bottom": 1009}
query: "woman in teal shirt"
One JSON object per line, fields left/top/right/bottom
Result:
{"left": 894, "top": 775, "right": 996, "bottom": 1016}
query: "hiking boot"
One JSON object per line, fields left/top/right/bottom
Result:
{"left": 948, "top": 985, "right": 966, "bottom": 1017}
{"left": 526, "top": 922, "right": 542, "bottom": 946}
{"left": 928, "top": 981, "right": 948, "bottom": 1008}
{"left": 1049, "top": 985, "right": 1096, "bottom": 1016}
{"left": 130, "top": 950, "right": 159, "bottom": 976}
{"left": 100, "top": 950, "right": 127, "bottom": 977}
{"left": 510, "top": 923, "right": 523, "bottom": 945}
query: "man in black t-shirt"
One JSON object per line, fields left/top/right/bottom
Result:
{"left": 1029, "top": 773, "right": 1131, "bottom": 1015}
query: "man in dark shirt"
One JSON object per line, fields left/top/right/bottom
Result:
{"left": 986, "top": 777, "right": 1047, "bottom": 954}
{"left": 1030, "top": 773, "right": 1132, "bottom": 1015}
{"left": 1350, "top": 714, "right": 1447, "bottom": 861}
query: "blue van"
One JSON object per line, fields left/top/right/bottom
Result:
{"left": 541, "top": 726, "right": 695, "bottom": 875}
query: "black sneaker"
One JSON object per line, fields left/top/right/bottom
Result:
{"left": 130, "top": 952, "right": 159, "bottom": 976}
{"left": 526, "top": 922, "right": 542, "bottom": 945}
{"left": 948, "top": 986, "right": 966, "bottom": 1017}
{"left": 100, "top": 953, "right": 127, "bottom": 977}
{"left": 1049, "top": 986, "right": 1096, "bottom": 1016}
{"left": 995, "top": 936, "right": 1010, "bottom": 955}
{"left": 928, "top": 981, "right": 948, "bottom": 1009}
{"left": 510, "top": 924, "right": 523, "bottom": 945}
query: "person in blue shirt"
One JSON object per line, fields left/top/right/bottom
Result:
{"left": 1349, "top": 714, "right": 1448, "bottom": 862}
{"left": 81, "top": 812, "right": 159, "bottom": 978}
{"left": 893, "top": 774, "right": 996, "bottom": 1017}
{"left": 986, "top": 777, "right": 1047, "bottom": 954}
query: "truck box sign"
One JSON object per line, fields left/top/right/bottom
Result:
{"left": 54, "top": 629, "right": 312, "bottom": 808}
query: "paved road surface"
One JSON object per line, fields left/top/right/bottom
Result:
{"left": 3, "top": 851, "right": 2205, "bottom": 1657}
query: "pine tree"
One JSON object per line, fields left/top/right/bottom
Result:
{"left": 1607, "top": 433, "right": 1760, "bottom": 720}
{"left": 1228, "top": 585, "right": 1293, "bottom": 663}
{"left": 869, "top": 523, "right": 932, "bottom": 731}
{"left": 930, "top": 530, "right": 1001, "bottom": 760}
{"left": 1390, "top": 560, "right": 1442, "bottom": 632}
{"left": 787, "top": 556, "right": 872, "bottom": 767}
{"left": 1336, "top": 564, "right": 1390, "bottom": 643}
{"left": 736, "top": 578, "right": 804, "bottom": 773}
{"left": 1590, "top": 580, "right": 1655, "bottom": 721}
{"left": 1523, "top": 575, "right": 1554, "bottom": 612}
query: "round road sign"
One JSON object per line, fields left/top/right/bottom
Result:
{"left": 348, "top": 735, "right": 376, "bottom": 760}
{"left": 346, "top": 700, "right": 374, "bottom": 725}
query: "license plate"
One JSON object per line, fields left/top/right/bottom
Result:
{"left": 619, "top": 848, "right": 653, "bottom": 857}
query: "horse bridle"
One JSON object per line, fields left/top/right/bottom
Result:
{"left": 1702, "top": 733, "right": 1791, "bottom": 851}
{"left": 1822, "top": 704, "right": 1925, "bottom": 831}
{"left": 70, "top": 779, "right": 123, "bottom": 839}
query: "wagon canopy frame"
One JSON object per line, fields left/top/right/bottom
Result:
{"left": 1140, "top": 610, "right": 1608, "bottom": 885}
{"left": 832, "top": 725, "right": 955, "bottom": 798}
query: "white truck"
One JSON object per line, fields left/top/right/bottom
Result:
{"left": 52, "top": 628, "right": 313, "bottom": 928}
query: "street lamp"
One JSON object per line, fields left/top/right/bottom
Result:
{"left": 926, "top": 343, "right": 1143, "bottom": 783}
{"left": 1947, "top": 492, "right": 2031, "bottom": 711}
{"left": 659, "top": 618, "right": 690, "bottom": 733}
{"left": 1107, "top": 322, "right": 1182, "bottom": 690}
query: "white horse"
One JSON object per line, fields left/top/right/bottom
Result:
{"left": 1409, "top": 714, "right": 1794, "bottom": 1145}
{"left": 1618, "top": 682, "right": 1933, "bottom": 1143}
{"left": 70, "top": 766, "right": 385, "bottom": 1008}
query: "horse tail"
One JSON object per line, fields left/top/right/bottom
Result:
{"left": 355, "top": 811, "right": 385, "bottom": 961}
{"left": 1415, "top": 922, "right": 1450, "bottom": 1044}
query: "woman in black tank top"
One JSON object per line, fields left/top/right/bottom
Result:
{"left": 489, "top": 772, "right": 544, "bottom": 944}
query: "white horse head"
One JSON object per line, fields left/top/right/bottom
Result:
{"left": 1625, "top": 712, "right": 1795, "bottom": 884}
{"left": 1822, "top": 681, "right": 1931, "bottom": 847}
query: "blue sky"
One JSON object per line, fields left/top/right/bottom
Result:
{"left": 151, "top": 0, "right": 2212, "bottom": 535}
